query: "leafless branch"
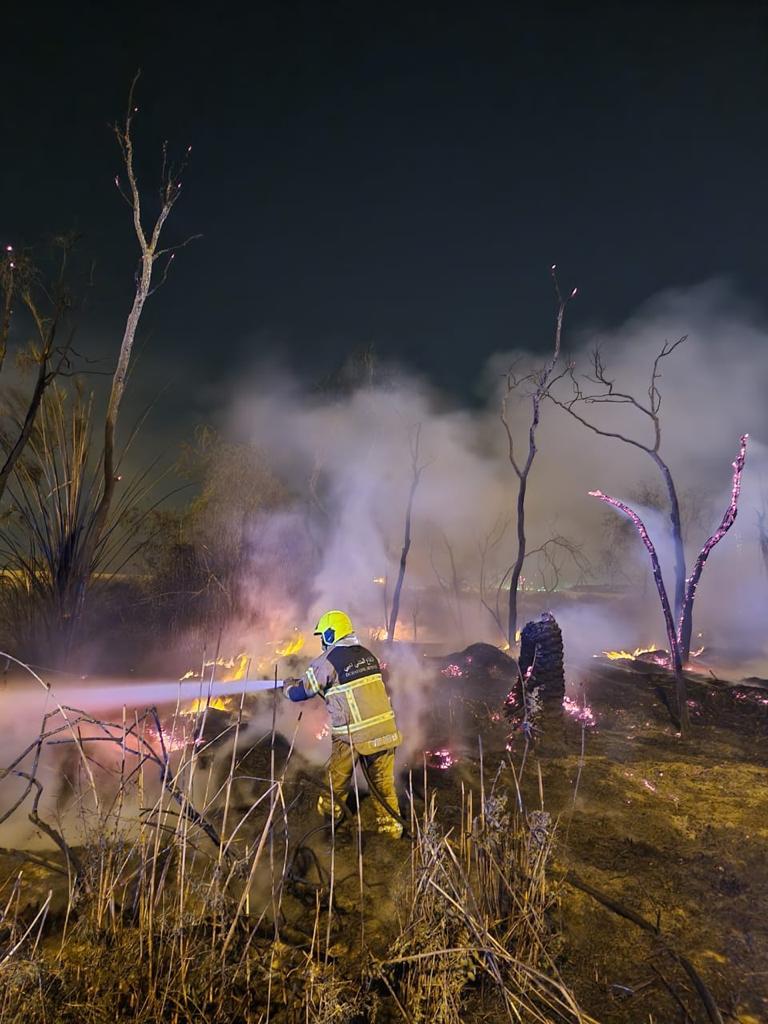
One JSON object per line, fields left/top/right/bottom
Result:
{"left": 387, "top": 424, "right": 426, "bottom": 640}
{"left": 550, "top": 335, "right": 693, "bottom": 650}
{"left": 499, "top": 265, "right": 577, "bottom": 642}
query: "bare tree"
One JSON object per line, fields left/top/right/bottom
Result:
{"left": 430, "top": 532, "right": 466, "bottom": 646}
{"left": 532, "top": 534, "right": 590, "bottom": 592}
{"left": 387, "top": 425, "right": 425, "bottom": 641}
{"left": 74, "top": 73, "right": 197, "bottom": 619}
{"left": 500, "top": 267, "right": 577, "bottom": 645}
{"left": 548, "top": 336, "right": 703, "bottom": 656}
{"left": 479, "top": 525, "right": 587, "bottom": 640}
{"left": 590, "top": 434, "right": 748, "bottom": 738}
{"left": 478, "top": 515, "right": 509, "bottom": 640}
{"left": 0, "top": 237, "right": 83, "bottom": 504}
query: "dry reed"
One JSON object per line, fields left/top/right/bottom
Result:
{"left": 0, "top": 686, "right": 594, "bottom": 1024}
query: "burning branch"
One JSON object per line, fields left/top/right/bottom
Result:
{"left": 590, "top": 434, "right": 749, "bottom": 738}
{"left": 678, "top": 434, "right": 748, "bottom": 632}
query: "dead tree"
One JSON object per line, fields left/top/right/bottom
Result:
{"left": 478, "top": 515, "right": 509, "bottom": 641}
{"left": 590, "top": 434, "right": 748, "bottom": 738}
{"left": 533, "top": 534, "right": 590, "bottom": 592}
{"left": 480, "top": 527, "right": 587, "bottom": 640}
{"left": 549, "top": 337, "right": 701, "bottom": 656}
{"left": 75, "top": 73, "right": 196, "bottom": 619}
{"left": 387, "top": 425, "right": 425, "bottom": 641}
{"left": 430, "top": 532, "right": 466, "bottom": 646}
{"left": 500, "top": 267, "right": 577, "bottom": 645}
{"left": 0, "top": 238, "right": 82, "bottom": 504}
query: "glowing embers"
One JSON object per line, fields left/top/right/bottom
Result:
{"left": 424, "top": 748, "right": 458, "bottom": 770}
{"left": 562, "top": 694, "right": 597, "bottom": 727}
{"left": 733, "top": 689, "right": 768, "bottom": 708}
{"left": 441, "top": 663, "right": 465, "bottom": 678}
{"left": 145, "top": 717, "right": 197, "bottom": 753}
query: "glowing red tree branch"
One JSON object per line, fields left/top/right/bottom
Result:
{"left": 589, "top": 491, "right": 684, "bottom": 675}
{"left": 679, "top": 434, "right": 748, "bottom": 637}
{"left": 589, "top": 434, "right": 750, "bottom": 739}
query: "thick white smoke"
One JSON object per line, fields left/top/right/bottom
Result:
{"left": 226, "top": 279, "right": 767, "bottom": 667}
{"left": 3, "top": 280, "right": 767, "bottom": 850}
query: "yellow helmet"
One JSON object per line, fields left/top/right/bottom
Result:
{"left": 314, "top": 610, "right": 354, "bottom": 647}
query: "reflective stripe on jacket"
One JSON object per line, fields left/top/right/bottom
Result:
{"left": 290, "top": 634, "right": 401, "bottom": 755}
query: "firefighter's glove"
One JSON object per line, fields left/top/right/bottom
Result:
{"left": 282, "top": 678, "right": 301, "bottom": 700}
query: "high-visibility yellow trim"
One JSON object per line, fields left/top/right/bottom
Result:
{"left": 346, "top": 689, "right": 363, "bottom": 724}
{"left": 331, "top": 710, "right": 396, "bottom": 735}
{"left": 325, "top": 673, "right": 382, "bottom": 698}
{"left": 305, "top": 666, "right": 321, "bottom": 694}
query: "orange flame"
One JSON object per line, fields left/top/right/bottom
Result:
{"left": 599, "top": 646, "right": 659, "bottom": 662}
{"left": 275, "top": 632, "right": 305, "bottom": 657}
{"left": 179, "top": 653, "right": 251, "bottom": 684}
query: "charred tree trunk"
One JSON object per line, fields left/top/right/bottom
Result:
{"left": 507, "top": 461, "right": 529, "bottom": 645}
{"left": 502, "top": 268, "right": 575, "bottom": 646}
{"left": 651, "top": 453, "right": 689, "bottom": 654}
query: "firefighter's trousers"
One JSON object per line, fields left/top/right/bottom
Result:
{"left": 318, "top": 738, "right": 402, "bottom": 837}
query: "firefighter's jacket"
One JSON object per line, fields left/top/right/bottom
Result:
{"left": 285, "top": 634, "right": 401, "bottom": 755}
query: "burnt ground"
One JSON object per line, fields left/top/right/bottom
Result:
{"left": 287, "top": 657, "right": 768, "bottom": 1023}
{"left": 533, "top": 664, "right": 768, "bottom": 1024}
{"left": 1, "top": 657, "right": 767, "bottom": 1023}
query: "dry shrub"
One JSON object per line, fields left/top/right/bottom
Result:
{"left": 0, "top": 690, "right": 592, "bottom": 1024}
{"left": 379, "top": 776, "right": 597, "bottom": 1024}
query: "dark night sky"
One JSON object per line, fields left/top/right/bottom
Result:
{"left": 3, "top": 1, "right": 768, "bottom": 427}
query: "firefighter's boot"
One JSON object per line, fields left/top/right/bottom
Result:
{"left": 316, "top": 794, "right": 344, "bottom": 822}
{"left": 375, "top": 815, "right": 404, "bottom": 839}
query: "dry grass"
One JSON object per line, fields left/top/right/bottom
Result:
{"left": 376, "top": 768, "right": 596, "bottom": 1024}
{"left": 0, "top": 683, "right": 595, "bottom": 1024}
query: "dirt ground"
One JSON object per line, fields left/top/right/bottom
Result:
{"left": 1, "top": 657, "right": 767, "bottom": 1023}
{"left": 538, "top": 665, "right": 768, "bottom": 1024}
{"left": 242, "top": 657, "right": 768, "bottom": 1022}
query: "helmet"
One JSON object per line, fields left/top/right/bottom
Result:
{"left": 314, "top": 610, "right": 354, "bottom": 648}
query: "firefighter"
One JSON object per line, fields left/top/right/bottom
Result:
{"left": 283, "top": 610, "right": 403, "bottom": 838}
